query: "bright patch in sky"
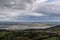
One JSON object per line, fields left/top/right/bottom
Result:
{"left": 0, "top": 0, "right": 60, "bottom": 22}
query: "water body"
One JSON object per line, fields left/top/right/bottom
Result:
{"left": 0, "top": 25, "right": 53, "bottom": 30}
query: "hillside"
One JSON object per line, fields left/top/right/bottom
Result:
{"left": 46, "top": 25, "right": 60, "bottom": 32}
{"left": 0, "top": 25, "right": 60, "bottom": 40}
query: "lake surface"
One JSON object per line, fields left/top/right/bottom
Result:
{"left": 0, "top": 25, "right": 53, "bottom": 30}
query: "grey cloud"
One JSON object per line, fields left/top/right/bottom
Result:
{"left": 0, "top": 0, "right": 60, "bottom": 22}
{"left": 0, "top": 0, "right": 34, "bottom": 10}
{"left": 33, "top": 1, "right": 60, "bottom": 17}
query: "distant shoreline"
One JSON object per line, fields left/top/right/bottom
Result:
{"left": 0, "top": 26, "right": 54, "bottom": 30}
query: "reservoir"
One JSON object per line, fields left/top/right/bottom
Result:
{"left": 0, "top": 25, "right": 53, "bottom": 30}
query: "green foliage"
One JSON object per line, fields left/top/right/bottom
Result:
{"left": 46, "top": 37, "right": 60, "bottom": 40}
{"left": 0, "top": 30, "right": 60, "bottom": 40}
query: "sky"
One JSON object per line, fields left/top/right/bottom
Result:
{"left": 0, "top": 0, "right": 60, "bottom": 22}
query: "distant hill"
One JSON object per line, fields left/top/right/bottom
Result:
{"left": 46, "top": 25, "right": 60, "bottom": 31}
{"left": 0, "top": 21, "right": 60, "bottom": 25}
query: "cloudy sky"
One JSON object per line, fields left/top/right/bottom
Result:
{"left": 0, "top": 0, "right": 60, "bottom": 22}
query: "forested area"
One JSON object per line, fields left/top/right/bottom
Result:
{"left": 0, "top": 30, "right": 60, "bottom": 40}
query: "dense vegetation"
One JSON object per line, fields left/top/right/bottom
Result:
{"left": 0, "top": 29, "right": 60, "bottom": 40}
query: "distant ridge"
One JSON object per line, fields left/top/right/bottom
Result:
{"left": 46, "top": 25, "right": 60, "bottom": 31}
{"left": 0, "top": 21, "right": 60, "bottom": 25}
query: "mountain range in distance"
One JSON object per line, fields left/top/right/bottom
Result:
{"left": 0, "top": 21, "right": 60, "bottom": 25}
